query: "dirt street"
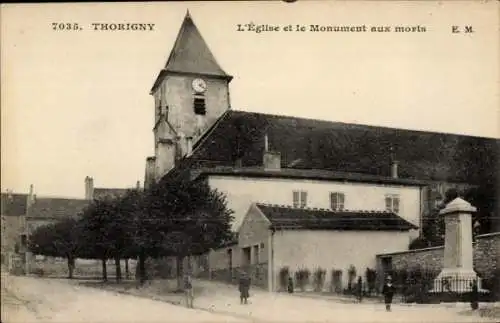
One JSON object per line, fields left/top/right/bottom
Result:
{"left": 1, "top": 273, "right": 246, "bottom": 323}
{"left": 1, "top": 273, "right": 497, "bottom": 323}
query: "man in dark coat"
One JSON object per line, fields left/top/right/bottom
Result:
{"left": 287, "top": 277, "right": 294, "bottom": 293}
{"left": 382, "top": 275, "right": 395, "bottom": 312}
{"left": 357, "top": 276, "right": 363, "bottom": 302}
{"left": 470, "top": 279, "right": 479, "bottom": 310}
{"left": 239, "top": 272, "right": 251, "bottom": 304}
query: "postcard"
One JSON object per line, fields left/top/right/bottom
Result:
{"left": 1, "top": 1, "right": 499, "bottom": 323}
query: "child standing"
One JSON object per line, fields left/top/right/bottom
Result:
{"left": 357, "top": 276, "right": 363, "bottom": 303}
{"left": 239, "top": 272, "right": 251, "bottom": 304}
{"left": 382, "top": 275, "right": 395, "bottom": 312}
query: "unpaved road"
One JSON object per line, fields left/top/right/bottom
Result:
{"left": 1, "top": 272, "right": 497, "bottom": 323}
{"left": 1, "top": 273, "right": 246, "bottom": 323}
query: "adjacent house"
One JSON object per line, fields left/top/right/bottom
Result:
{"left": 1, "top": 191, "right": 28, "bottom": 268}
{"left": 84, "top": 176, "right": 141, "bottom": 201}
{"left": 239, "top": 203, "right": 417, "bottom": 291}
{"left": 2, "top": 177, "right": 141, "bottom": 274}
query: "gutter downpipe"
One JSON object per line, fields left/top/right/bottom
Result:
{"left": 268, "top": 227, "right": 275, "bottom": 292}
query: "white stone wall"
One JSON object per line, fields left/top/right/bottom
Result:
{"left": 273, "top": 230, "right": 411, "bottom": 289}
{"left": 208, "top": 175, "right": 422, "bottom": 234}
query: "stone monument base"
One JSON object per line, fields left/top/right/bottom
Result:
{"left": 430, "top": 269, "right": 480, "bottom": 293}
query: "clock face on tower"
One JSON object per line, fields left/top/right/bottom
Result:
{"left": 192, "top": 78, "right": 207, "bottom": 93}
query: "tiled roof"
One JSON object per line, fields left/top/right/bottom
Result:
{"left": 151, "top": 12, "right": 231, "bottom": 93}
{"left": 255, "top": 204, "right": 418, "bottom": 231}
{"left": 28, "top": 198, "right": 89, "bottom": 219}
{"left": 1, "top": 193, "right": 27, "bottom": 217}
{"left": 93, "top": 188, "right": 130, "bottom": 201}
{"left": 192, "top": 167, "right": 429, "bottom": 186}
{"left": 188, "top": 110, "right": 499, "bottom": 184}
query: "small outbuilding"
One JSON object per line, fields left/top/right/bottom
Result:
{"left": 234, "top": 203, "right": 418, "bottom": 292}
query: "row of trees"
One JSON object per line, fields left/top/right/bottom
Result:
{"left": 28, "top": 174, "right": 234, "bottom": 286}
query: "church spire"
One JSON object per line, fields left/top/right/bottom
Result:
{"left": 164, "top": 11, "right": 231, "bottom": 78}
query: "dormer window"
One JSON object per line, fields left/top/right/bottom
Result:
{"left": 194, "top": 95, "right": 206, "bottom": 115}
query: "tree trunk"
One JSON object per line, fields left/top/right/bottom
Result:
{"left": 138, "top": 250, "right": 146, "bottom": 285}
{"left": 125, "top": 258, "right": 129, "bottom": 279}
{"left": 67, "top": 257, "right": 75, "bottom": 279}
{"left": 102, "top": 257, "right": 108, "bottom": 282}
{"left": 176, "top": 255, "right": 184, "bottom": 291}
{"left": 115, "top": 257, "right": 122, "bottom": 282}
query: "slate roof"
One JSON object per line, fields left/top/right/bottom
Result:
{"left": 93, "top": 188, "right": 130, "bottom": 201}
{"left": 28, "top": 198, "right": 89, "bottom": 220}
{"left": 255, "top": 204, "right": 418, "bottom": 231}
{"left": 151, "top": 11, "right": 232, "bottom": 93}
{"left": 187, "top": 110, "right": 499, "bottom": 185}
{"left": 1, "top": 193, "right": 27, "bottom": 217}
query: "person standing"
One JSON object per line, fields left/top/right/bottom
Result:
{"left": 287, "top": 277, "right": 294, "bottom": 294}
{"left": 382, "top": 275, "right": 395, "bottom": 312}
{"left": 470, "top": 279, "right": 479, "bottom": 310}
{"left": 357, "top": 276, "right": 363, "bottom": 303}
{"left": 184, "top": 274, "right": 194, "bottom": 308}
{"left": 239, "top": 272, "right": 251, "bottom": 304}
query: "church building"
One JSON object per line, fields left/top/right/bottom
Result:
{"left": 143, "top": 12, "right": 498, "bottom": 291}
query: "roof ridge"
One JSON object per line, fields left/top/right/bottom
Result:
{"left": 229, "top": 110, "right": 499, "bottom": 140}
{"left": 94, "top": 187, "right": 131, "bottom": 190}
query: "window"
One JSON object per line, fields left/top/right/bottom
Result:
{"left": 330, "top": 192, "right": 345, "bottom": 211}
{"left": 385, "top": 194, "right": 400, "bottom": 213}
{"left": 293, "top": 190, "right": 307, "bottom": 208}
{"left": 193, "top": 96, "right": 206, "bottom": 115}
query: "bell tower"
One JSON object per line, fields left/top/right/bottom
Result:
{"left": 145, "top": 11, "right": 233, "bottom": 184}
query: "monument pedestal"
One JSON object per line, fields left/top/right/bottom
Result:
{"left": 428, "top": 198, "right": 488, "bottom": 295}
{"left": 431, "top": 269, "right": 481, "bottom": 293}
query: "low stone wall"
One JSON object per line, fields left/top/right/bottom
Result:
{"left": 27, "top": 257, "right": 137, "bottom": 278}
{"left": 474, "top": 233, "right": 500, "bottom": 280}
{"left": 210, "top": 263, "right": 268, "bottom": 290}
{"left": 377, "top": 232, "right": 500, "bottom": 279}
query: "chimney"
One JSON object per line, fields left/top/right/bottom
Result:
{"left": 263, "top": 133, "right": 281, "bottom": 171}
{"left": 84, "top": 176, "right": 94, "bottom": 200}
{"left": 136, "top": 180, "right": 141, "bottom": 190}
{"left": 391, "top": 161, "right": 399, "bottom": 179}
{"left": 27, "top": 184, "right": 36, "bottom": 209}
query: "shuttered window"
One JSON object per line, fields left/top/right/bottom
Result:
{"left": 385, "top": 194, "right": 400, "bottom": 213}
{"left": 330, "top": 192, "right": 345, "bottom": 211}
{"left": 293, "top": 190, "right": 307, "bottom": 208}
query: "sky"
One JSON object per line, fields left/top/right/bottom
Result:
{"left": 1, "top": 1, "right": 499, "bottom": 199}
